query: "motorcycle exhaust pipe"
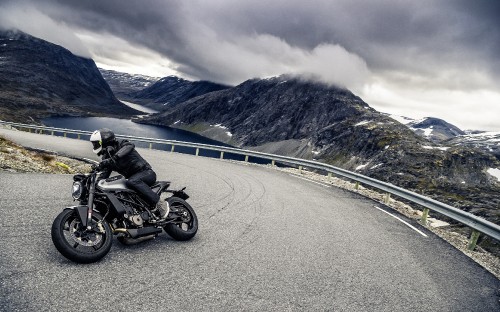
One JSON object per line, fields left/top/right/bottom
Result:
{"left": 117, "top": 227, "right": 163, "bottom": 239}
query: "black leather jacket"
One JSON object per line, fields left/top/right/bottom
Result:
{"left": 100, "top": 139, "right": 152, "bottom": 178}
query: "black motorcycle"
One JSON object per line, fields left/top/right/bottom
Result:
{"left": 51, "top": 167, "right": 198, "bottom": 263}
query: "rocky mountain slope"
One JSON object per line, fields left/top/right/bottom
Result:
{"left": 99, "top": 68, "right": 158, "bottom": 99}
{"left": 129, "top": 76, "right": 230, "bottom": 111}
{"left": 408, "top": 117, "right": 465, "bottom": 142}
{"left": 389, "top": 115, "right": 499, "bottom": 161}
{"left": 0, "top": 30, "right": 139, "bottom": 123}
{"left": 447, "top": 131, "right": 500, "bottom": 161}
{"left": 388, "top": 115, "right": 465, "bottom": 142}
{"left": 139, "top": 76, "right": 500, "bottom": 247}
{"left": 140, "top": 76, "right": 376, "bottom": 148}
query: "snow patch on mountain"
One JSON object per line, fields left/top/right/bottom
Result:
{"left": 211, "top": 124, "right": 233, "bottom": 137}
{"left": 422, "top": 145, "right": 450, "bottom": 151}
{"left": 355, "top": 163, "right": 368, "bottom": 171}
{"left": 355, "top": 120, "right": 371, "bottom": 126}
{"left": 458, "top": 131, "right": 500, "bottom": 142}
{"left": 388, "top": 114, "right": 414, "bottom": 125}
{"left": 487, "top": 168, "right": 500, "bottom": 182}
{"left": 420, "top": 126, "right": 434, "bottom": 137}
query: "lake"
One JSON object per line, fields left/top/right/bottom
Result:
{"left": 42, "top": 116, "right": 226, "bottom": 146}
{"left": 41, "top": 116, "right": 257, "bottom": 161}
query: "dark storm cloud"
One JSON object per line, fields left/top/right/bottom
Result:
{"left": 1, "top": 0, "right": 500, "bottom": 129}
{"left": 2, "top": 0, "right": 499, "bottom": 87}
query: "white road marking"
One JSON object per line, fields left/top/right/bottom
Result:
{"left": 373, "top": 206, "right": 428, "bottom": 237}
{"left": 289, "top": 174, "right": 331, "bottom": 188}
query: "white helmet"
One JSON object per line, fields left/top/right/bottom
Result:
{"left": 90, "top": 128, "right": 115, "bottom": 154}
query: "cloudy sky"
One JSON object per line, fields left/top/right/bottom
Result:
{"left": 1, "top": 0, "right": 499, "bottom": 131}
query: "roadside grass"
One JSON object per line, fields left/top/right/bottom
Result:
{"left": 0, "top": 135, "right": 90, "bottom": 174}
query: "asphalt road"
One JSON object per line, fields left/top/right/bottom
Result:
{"left": 0, "top": 128, "right": 499, "bottom": 311}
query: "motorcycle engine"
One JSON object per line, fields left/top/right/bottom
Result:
{"left": 127, "top": 211, "right": 150, "bottom": 227}
{"left": 128, "top": 214, "right": 143, "bottom": 226}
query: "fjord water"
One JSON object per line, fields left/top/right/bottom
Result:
{"left": 42, "top": 116, "right": 225, "bottom": 145}
{"left": 41, "top": 116, "right": 233, "bottom": 158}
{"left": 41, "top": 102, "right": 270, "bottom": 162}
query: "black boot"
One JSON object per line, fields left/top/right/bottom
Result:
{"left": 154, "top": 200, "right": 169, "bottom": 219}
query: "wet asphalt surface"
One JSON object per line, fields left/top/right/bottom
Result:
{"left": 0, "top": 128, "right": 499, "bottom": 311}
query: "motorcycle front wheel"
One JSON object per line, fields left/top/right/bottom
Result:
{"left": 51, "top": 209, "right": 112, "bottom": 263}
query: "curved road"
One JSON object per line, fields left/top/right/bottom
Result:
{"left": 0, "top": 128, "right": 499, "bottom": 311}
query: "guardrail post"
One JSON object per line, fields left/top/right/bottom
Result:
{"left": 63, "top": 132, "right": 67, "bottom": 138}
{"left": 271, "top": 159, "right": 275, "bottom": 166}
{"left": 384, "top": 193, "right": 391, "bottom": 204}
{"left": 220, "top": 151, "right": 224, "bottom": 159}
{"left": 77, "top": 134, "right": 81, "bottom": 139}
{"left": 467, "top": 230, "right": 481, "bottom": 251}
{"left": 245, "top": 155, "right": 249, "bottom": 162}
{"left": 28, "top": 128, "right": 31, "bottom": 133}
{"left": 355, "top": 181, "right": 360, "bottom": 190}
{"left": 299, "top": 166, "right": 303, "bottom": 174}
{"left": 196, "top": 148, "right": 200, "bottom": 156}
{"left": 421, "top": 208, "right": 430, "bottom": 225}
{"left": 149, "top": 143, "right": 153, "bottom": 149}
{"left": 328, "top": 172, "right": 332, "bottom": 182}
{"left": 51, "top": 131, "right": 54, "bottom": 136}
{"left": 171, "top": 145, "right": 175, "bottom": 152}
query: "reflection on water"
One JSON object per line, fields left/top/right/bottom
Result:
{"left": 120, "top": 100, "right": 159, "bottom": 114}
{"left": 42, "top": 117, "right": 228, "bottom": 146}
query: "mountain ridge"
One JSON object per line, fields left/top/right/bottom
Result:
{"left": 98, "top": 68, "right": 159, "bottom": 99}
{"left": 128, "top": 75, "right": 231, "bottom": 111}
{"left": 0, "top": 30, "right": 140, "bottom": 123}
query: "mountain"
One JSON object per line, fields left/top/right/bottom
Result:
{"left": 388, "top": 115, "right": 465, "bottom": 142}
{"left": 129, "top": 76, "right": 230, "bottom": 111}
{"left": 407, "top": 117, "right": 465, "bottom": 142}
{"left": 0, "top": 30, "right": 140, "bottom": 123}
{"left": 447, "top": 131, "right": 500, "bottom": 161}
{"left": 389, "top": 115, "right": 499, "bottom": 160}
{"left": 140, "top": 76, "right": 417, "bottom": 150}
{"left": 98, "top": 68, "right": 159, "bottom": 99}
{"left": 138, "top": 76, "right": 500, "bottom": 244}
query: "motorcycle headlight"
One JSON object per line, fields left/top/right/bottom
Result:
{"left": 72, "top": 181, "right": 83, "bottom": 200}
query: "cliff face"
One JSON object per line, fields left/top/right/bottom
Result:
{"left": 128, "top": 76, "right": 230, "bottom": 111}
{"left": 0, "top": 30, "right": 139, "bottom": 123}
{"left": 139, "top": 76, "right": 500, "bottom": 233}
{"left": 99, "top": 68, "right": 159, "bottom": 99}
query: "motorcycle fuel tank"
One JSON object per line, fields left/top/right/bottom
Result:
{"left": 97, "top": 175, "right": 130, "bottom": 191}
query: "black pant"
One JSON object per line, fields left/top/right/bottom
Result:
{"left": 126, "top": 169, "right": 160, "bottom": 207}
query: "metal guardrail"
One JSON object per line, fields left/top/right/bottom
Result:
{"left": 1, "top": 120, "right": 499, "bottom": 250}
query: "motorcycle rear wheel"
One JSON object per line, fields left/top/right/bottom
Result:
{"left": 163, "top": 197, "right": 198, "bottom": 241}
{"left": 51, "top": 209, "right": 112, "bottom": 263}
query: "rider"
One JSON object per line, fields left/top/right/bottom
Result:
{"left": 89, "top": 128, "right": 168, "bottom": 219}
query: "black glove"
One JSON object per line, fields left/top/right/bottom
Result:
{"left": 97, "top": 158, "right": 113, "bottom": 171}
{"left": 105, "top": 146, "right": 116, "bottom": 155}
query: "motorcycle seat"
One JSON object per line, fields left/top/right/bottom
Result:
{"left": 151, "top": 181, "right": 170, "bottom": 194}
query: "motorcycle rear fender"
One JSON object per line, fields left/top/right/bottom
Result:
{"left": 171, "top": 189, "right": 189, "bottom": 201}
